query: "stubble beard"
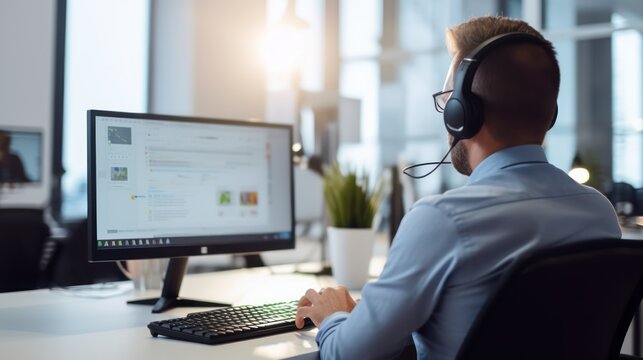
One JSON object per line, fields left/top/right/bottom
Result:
{"left": 450, "top": 139, "right": 472, "bottom": 176}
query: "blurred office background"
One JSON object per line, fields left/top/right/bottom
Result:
{"left": 1, "top": 0, "right": 643, "bottom": 288}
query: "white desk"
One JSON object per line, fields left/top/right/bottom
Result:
{"left": 0, "top": 265, "right": 350, "bottom": 360}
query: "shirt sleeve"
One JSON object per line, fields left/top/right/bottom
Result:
{"left": 315, "top": 202, "right": 461, "bottom": 359}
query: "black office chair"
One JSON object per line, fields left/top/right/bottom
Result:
{"left": 456, "top": 239, "right": 643, "bottom": 360}
{"left": 0, "top": 208, "right": 50, "bottom": 292}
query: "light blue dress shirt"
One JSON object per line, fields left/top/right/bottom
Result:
{"left": 316, "top": 144, "right": 621, "bottom": 360}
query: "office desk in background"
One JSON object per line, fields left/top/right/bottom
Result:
{"left": 0, "top": 259, "right": 386, "bottom": 360}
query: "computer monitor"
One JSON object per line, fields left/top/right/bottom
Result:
{"left": 0, "top": 128, "right": 42, "bottom": 184}
{"left": 87, "top": 110, "right": 294, "bottom": 312}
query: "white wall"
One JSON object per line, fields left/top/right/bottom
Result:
{"left": 150, "top": 0, "right": 266, "bottom": 120}
{"left": 0, "top": 0, "right": 55, "bottom": 207}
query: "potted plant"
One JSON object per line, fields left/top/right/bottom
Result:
{"left": 323, "top": 164, "right": 377, "bottom": 289}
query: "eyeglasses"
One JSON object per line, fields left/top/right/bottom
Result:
{"left": 432, "top": 89, "right": 453, "bottom": 113}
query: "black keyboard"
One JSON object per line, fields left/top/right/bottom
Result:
{"left": 148, "top": 300, "right": 314, "bottom": 345}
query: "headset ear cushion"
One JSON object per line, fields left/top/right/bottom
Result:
{"left": 443, "top": 97, "right": 467, "bottom": 138}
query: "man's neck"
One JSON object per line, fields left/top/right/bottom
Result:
{"left": 465, "top": 127, "right": 543, "bottom": 172}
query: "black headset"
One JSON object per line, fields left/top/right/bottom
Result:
{"left": 443, "top": 32, "right": 558, "bottom": 141}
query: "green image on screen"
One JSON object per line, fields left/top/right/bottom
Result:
{"left": 218, "top": 191, "right": 232, "bottom": 205}
{"left": 111, "top": 167, "right": 128, "bottom": 181}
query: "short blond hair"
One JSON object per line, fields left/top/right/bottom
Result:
{"left": 447, "top": 16, "right": 551, "bottom": 66}
{"left": 446, "top": 16, "right": 560, "bottom": 142}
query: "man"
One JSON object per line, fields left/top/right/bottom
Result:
{"left": 295, "top": 16, "right": 621, "bottom": 359}
{"left": 0, "top": 130, "right": 29, "bottom": 183}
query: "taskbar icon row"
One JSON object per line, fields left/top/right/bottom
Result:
{"left": 98, "top": 238, "right": 171, "bottom": 248}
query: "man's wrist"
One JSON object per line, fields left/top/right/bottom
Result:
{"left": 318, "top": 311, "right": 350, "bottom": 330}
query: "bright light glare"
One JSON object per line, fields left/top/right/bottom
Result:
{"left": 292, "top": 142, "right": 302, "bottom": 152}
{"left": 568, "top": 167, "right": 590, "bottom": 184}
{"left": 261, "top": 25, "right": 307, "bottom": 76}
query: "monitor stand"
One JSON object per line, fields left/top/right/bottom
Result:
{"left": 127, "top": 257, "right": 230, "bottom": 313}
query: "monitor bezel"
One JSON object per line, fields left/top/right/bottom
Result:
{"left": 0, "top": 126, "right": 43, "bottom": 184}
{"left": 87, "top": 109, "right": 295, "bottom": 262}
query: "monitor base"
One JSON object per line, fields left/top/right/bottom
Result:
{"left": 127, "top": 257, "right": 230, "bottom": 313}
{"left": 128, "top": 297, "right": 229, "bottom": 313}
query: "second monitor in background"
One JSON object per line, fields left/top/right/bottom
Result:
{"left": 87, "top": 110, "right": 294, "bottom": 312}
{"left": 0, "top": 128, "right": 42, "bottom": 184}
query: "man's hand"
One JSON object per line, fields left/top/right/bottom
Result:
{"left": 295, "top": 286, "right": 357, "bottom": 329}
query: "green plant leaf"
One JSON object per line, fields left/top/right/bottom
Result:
{"left": 323, "top": 163, "right": 377, "bottom": 229}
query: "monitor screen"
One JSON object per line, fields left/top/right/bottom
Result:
{"left": 88, "top": 110, "right": 294, "bottom": 262}
{"left": 0, "top": 128, "right": 42, "bottom": 183}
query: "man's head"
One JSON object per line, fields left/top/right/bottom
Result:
{"left": 443, "top": 16, "right": 560, "bottom": 175}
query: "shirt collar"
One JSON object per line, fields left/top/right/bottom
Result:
{"left": 467, "top": 144, "right": 548, "bottom": 184}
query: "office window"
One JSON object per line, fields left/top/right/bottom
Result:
{"left": 612, "top": 15, "right": 643, "bottom": 187}
{"left": 265, "top": 0, "right": 324, "bottom": 93}
{"left": 339, "top": 61, "right": 380, "bottom": 144}
{"left": 396, "top": 0, "right": 465, "bottom": 196}
{"left": 339, "top": 0, "right": 382, "bottom": 59}
{"left": 499, "top": 0, "right": 522, "bottom": 19}
{"left": 540, "top": 38, "right": 576, "bottom": 172}
{"left": 336, "top": 0, "right": 382, "bottom": 180}
{"left": 61, "top": 0, "right": 149, "bottom": 219}
{"left": 542, "top": 0, "right": 643, "bottom": 190}
{"left": 337, "top": 60, "right": 380, "bottom": 176}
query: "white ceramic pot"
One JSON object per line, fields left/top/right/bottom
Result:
{"left": 327, "top": 226, "right": 375, "bottom": 290}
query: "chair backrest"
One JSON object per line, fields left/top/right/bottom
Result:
{"left": 457, "top": 239, "right": 643, "bottom": 360}
{"left": 0, "top": 208, "right": 50, "bottom": 292}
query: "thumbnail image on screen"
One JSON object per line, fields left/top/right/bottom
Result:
{"left": 111, "top": 167, "right": 128, "bottom": 181}
{"left": 108, "top": 126, "right": 132, "bottom": 145}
